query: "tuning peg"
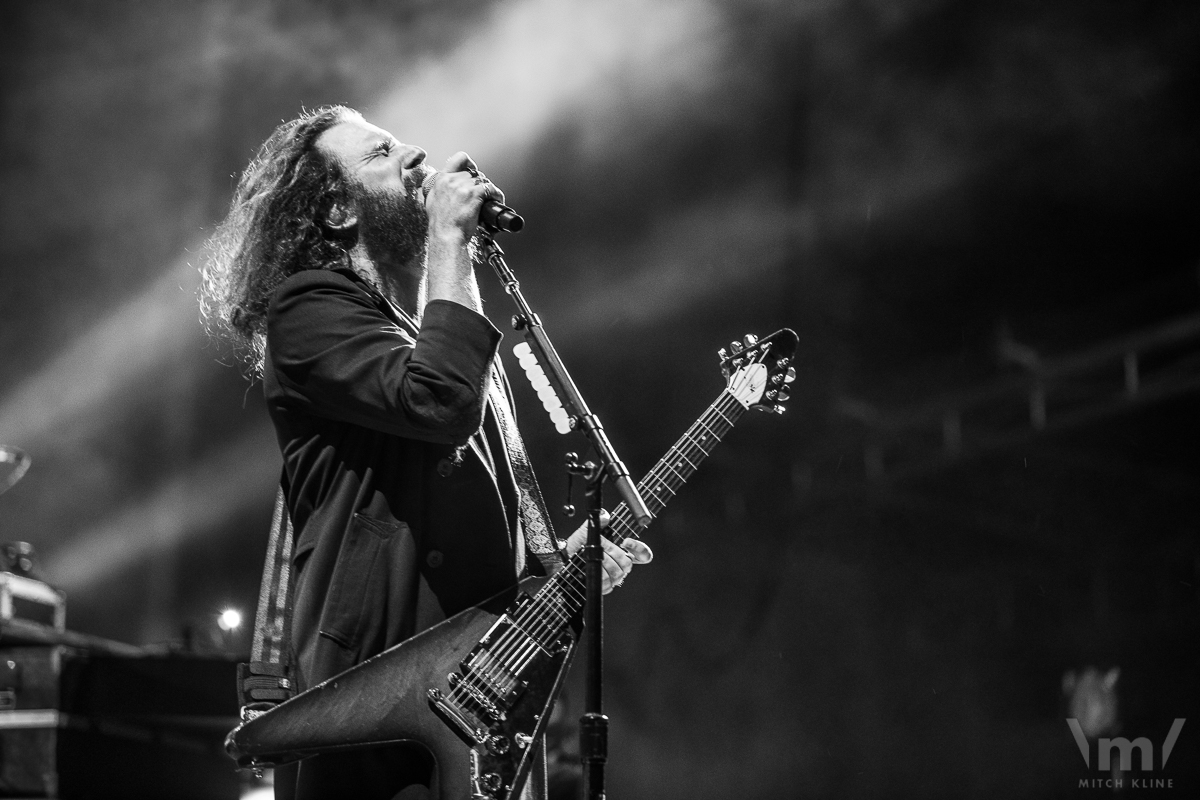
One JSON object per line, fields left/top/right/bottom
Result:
{"left": 776, "top": 357, "right": 790, "bottom": 369}
{"left": 774, "top": 404, "right": 786, "bottom": 414}
{"left": 784, "top": 366, "right": 796, "bottom": 384}
{"left": 717, "top": 347, "right": 729, "bottom": 361}
{"left": 743, "top": 334, "right": 758, "bottom": 348}
{"left": 730, "top": 340, "right": 744, "bottom": 354}
{"left": 777, "top": 387, "right": 790, "bottom": 403}
{"left": 771, "top": 374, "right": 783, "bottom": 386}
{"left": 765, "top": 389, "right": 778, "bottom": 401}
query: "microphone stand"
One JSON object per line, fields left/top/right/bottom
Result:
{"left": 477, "top": 232, "right": 651, "bottom": 800}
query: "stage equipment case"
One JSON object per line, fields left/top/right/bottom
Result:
{"left": 0, "top": 624, "right": 240, "bottom": 798}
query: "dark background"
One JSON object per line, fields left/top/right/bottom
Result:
{"left": 1, "top": 1, "right": 1197, "bottom": 797}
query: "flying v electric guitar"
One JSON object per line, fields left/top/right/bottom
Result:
{"left": 226, "top": 329, "right": 798, "bottom": 799}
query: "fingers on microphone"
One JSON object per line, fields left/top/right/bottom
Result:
{"left": 444, "top": 151, "right": 477, "bottom": 174}
{"left": 482, "top": 182, "right": 505, "bottom": 205}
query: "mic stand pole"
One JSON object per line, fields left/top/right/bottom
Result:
{"left": 477, "top": 232, "right": 651, "bottom": 800}
{"left": 580, "top": 463, "right": 606, "bottom": 800}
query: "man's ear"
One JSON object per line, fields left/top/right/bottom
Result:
{"left": 322, "top": 201, "right": 358, "bottom": 240}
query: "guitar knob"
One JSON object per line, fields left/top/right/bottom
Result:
{"left": 486, "top": 735, "right": 510, "bottom": 755}
{"left": 481, "top": 773, "right": 503, "bottom": 792}
{"left": 777, "top": 388, "right": 790, "bottom": 402}
{"left": 730, "top": 341, "right": 744, "bottom": 354}
{"left": 774, "top": 404, "right": 787, "bottom": 414}
{"left": 743, "top": 334, "right": 758, "bottom": 348}
{"left": 784, "top": 366, "right": 796, "bottom": 384}
{"left": 717, "top": 347, "right": 729, "bottom": 361}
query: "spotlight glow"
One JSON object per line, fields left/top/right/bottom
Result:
{"left": 218, "top": 608, "right": 243, "bottom": 632}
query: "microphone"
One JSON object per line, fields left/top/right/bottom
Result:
{"left": 421, "top": 170, "right": 525, "bottom": 233}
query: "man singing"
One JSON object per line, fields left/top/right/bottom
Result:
{"left": 200, "top": 105, "right": 652, "bottom": 799}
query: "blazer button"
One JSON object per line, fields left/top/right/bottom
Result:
{"left": 436, "top": 458, "right": 454, "bottom": 477}
{"left": 426, "top": 550, "right": 444, "bottom": 568}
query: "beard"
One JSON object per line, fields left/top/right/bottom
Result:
{"left": 357, "top": 176, "right": 429, "bottom": 269}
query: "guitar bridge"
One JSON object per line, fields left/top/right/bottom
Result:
{"left": 456, "top": 676, "right": 506, "bottom": 722}
{"left": 428, "top": 688, "right": 488, "bottom": 745}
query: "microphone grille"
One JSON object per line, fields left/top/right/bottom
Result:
{"left": 420, "top": 169, "right": 439, "bottom": 201}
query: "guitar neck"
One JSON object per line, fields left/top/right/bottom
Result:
{"left": 521, "top": 387, "right": 751, "bottom": 628}
{"left": 604, "top": 387, "right": 749, "bottom": 547}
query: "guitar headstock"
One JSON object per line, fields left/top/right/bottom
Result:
{"left": 719, "top": 329, "right": 799, "bottom": 413}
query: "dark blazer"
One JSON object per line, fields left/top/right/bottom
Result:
{"left": 263, "top": 268, "right": 531, "bottom": 691}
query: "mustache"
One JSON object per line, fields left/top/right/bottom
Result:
{"left": 404, "top": 166, "right": 436, "bottom": 199}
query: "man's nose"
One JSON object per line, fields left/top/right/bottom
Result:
{"left": 399, "top": 145, "right": 426, "bottom": 170}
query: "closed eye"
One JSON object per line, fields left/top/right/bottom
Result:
{"left": 370, "top": 140, "right": 394, "bottom": 158}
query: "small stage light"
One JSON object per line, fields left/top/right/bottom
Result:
{"left": 218, "top": 608, "right": 243, "bottom": 632}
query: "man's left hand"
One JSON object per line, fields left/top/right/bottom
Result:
{"left": 563, "top": 510, "right": 654, "bottom": 594}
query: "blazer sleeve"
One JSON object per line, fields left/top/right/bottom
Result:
{"left": 266, "top": 269, "right": 502, "bottom": 444}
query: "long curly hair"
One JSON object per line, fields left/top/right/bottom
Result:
{"left": 199, "top": 105, "right": 357, "bottom": 377}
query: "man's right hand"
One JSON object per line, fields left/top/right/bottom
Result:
{"left": 423, "top": 152, "right": 504, "bottom": 313}
{"left": 424, "top": 152, "right": 504, "bottom": 243}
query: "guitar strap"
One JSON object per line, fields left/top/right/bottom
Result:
{"left": 238, "top": 481, "right": 296, "bottom": 719}
{"left": 488, "top": 365, "right": 566, "bottom": 576}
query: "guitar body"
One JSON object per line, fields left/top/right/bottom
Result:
{"left": 227, "top": 575, "right": 579, "bottom": 800}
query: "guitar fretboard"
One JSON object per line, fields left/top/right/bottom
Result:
{"left": 505, "top": 387, "right": 751, "bottom": 656}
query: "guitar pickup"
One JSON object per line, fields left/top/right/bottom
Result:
{"left": 462, "top": 643, "right": 528, "bottom": 706}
